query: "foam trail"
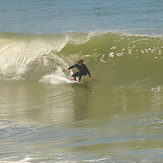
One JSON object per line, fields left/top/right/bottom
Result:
{"left": 40, "top": 66, "right": 71, "bottom": 85}
{"left": 40, "top": 74, "right": 71, "bottom": 85}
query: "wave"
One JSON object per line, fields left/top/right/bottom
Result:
{"left": 0, "top": 31, "right": 163, "bottom": 86}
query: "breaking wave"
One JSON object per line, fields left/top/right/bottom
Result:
{"left": 0, "top": 31, "right": 163, "bottom": 86}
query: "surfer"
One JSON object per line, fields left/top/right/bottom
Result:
{"left": 66, "top": 59, "right": 93, "bottom": 82}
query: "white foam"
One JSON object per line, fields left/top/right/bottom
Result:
{"left": 0, "top": 156, "right": 32, "bottom": 163}
{"left": 40, "top": 74, "right": 71, "bottom": 85}
{"left": 39, "top": 62, "right": 72, "bottom": 85}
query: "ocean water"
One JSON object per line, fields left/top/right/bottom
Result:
{"left": 0, "top": 0, "right": 163, "bottom": 163}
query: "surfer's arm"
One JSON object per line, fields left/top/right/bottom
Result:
{"left": 66, "top": 64, "right": 77, "bottom": 73}
{"left": 88, "top": 71, "right": 93, "bottom": 79}
{"left": 68, "top": 64, "right": 77, "bottom": 70}
{"left": 84, "top": 65, "right": 92, "bottom": 79}
{"left": 87, "top": 70, "right": 91, "bottom": 77}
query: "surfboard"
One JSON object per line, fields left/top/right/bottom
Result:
{"left": 70, "top": 80, "right": 85, "bottom": 84}
{"left": 74, "top": 81, "right": 84, "bottom": 84}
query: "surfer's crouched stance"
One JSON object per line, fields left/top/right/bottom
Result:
{"left": 66, "top": 59, "right": 93, "bottom": 82}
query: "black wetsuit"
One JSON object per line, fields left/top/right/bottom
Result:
{"left": 68, "top": 64, "right": 91, "bottom": 81}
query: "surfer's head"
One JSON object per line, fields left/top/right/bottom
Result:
{"left": 78, "top": 59, "right": 83, "bottom": 66}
